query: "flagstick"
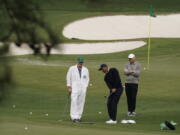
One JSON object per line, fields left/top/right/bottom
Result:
{"left": 147, "top": 16, "right": 152, "bottom": 70}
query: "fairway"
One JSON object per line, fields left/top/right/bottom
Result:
{"left": 1, "top": 0, "right": 180, "bottom": 135}
{"left": 1, "top": 39, "right": 180, "bottom": 135}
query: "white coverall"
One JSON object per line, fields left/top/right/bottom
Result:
{"left": 66, "top": 65, "right": 89, "bottom": 120}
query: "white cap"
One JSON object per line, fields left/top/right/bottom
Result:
{"left": 128, "top": 53, "right": 135, "bottom": 59}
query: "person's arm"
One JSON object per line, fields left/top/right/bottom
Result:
{"left": 66, "top": 67, "right": 72, "bottom": 94}
{"left": 86, "top": 69, "right": 90, "bottom": 87}
{"left": 124, "top": 64, "right": 132, "bottom": 75}
{"left": 112, "top": 68, "right": 122, "bottom": 92}
{"left": 132, "top": 64, "right": 141, "bottom": 77}
{"left": 105, "top": 69, "right": 119, "bottom": 93}
{"left": 106, "top": 82, "right": 115, "bottom": 92}
{"left": 105, "top": 78, "right": 113, "bottom": 90}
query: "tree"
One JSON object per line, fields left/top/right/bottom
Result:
{"left": 0, "top": 0, "right": 60, "bottom": 101}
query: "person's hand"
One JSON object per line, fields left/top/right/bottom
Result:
{"left": 112, "top": 88, "right": 116, "bottom": 93}
{"left": 68, "top": 87, "right": 72, "bottom": 95}
{"left": 129, "top": 70, "right": 135, "bottom": 74}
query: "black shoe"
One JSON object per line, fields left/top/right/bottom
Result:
{"left": 72, "top": 119, "right": 77, "bottom": 123}
{"left": 76, "top": 119, "right": 80, "bottom": 122}
{"left": 72, "top": 119, "right": 80, "bottom": 123}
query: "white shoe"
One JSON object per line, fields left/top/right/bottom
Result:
{"left": 127, "top": 120, "right": 136, "bottom": 124}
{"left": 121, "top": 119, "right": 136, "bottom": 124}
{"left": 127, "top": 112, "right": 131, "bottom": 116}
{"left": 121, "top": 120, "right": 128, "bottom": 124}
{"left": 127, "top": 112, "right": 136, "bottom": 117}
{"left": 131, "top": 112, "right": 136, "bottom": 116}
{"left": 106, "top": 119, "right": 117, "bottom": 124}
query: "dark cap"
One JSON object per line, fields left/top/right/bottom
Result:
{"left": 98, "top": 64, "right": 108, "bottom": 71}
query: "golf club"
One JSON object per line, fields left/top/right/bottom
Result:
{"left": 60, "top": 94, "right": 70, "bottom": 120}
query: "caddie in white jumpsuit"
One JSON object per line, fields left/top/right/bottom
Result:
{"left": 66, "top": 57, "right": 89, "bottom": 122}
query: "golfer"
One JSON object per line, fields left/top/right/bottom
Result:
{"left": 124, "top": 54, "right": 141, "bottom": 117}
{"left": 66, "top": 57, "right": 89, "bottom": 122}
{"left": 99, "top": 64, "right": 123, "bottom": 124}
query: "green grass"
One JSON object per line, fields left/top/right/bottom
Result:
{"left": 0, "top": 38, "right": 180, "bottom": 135}
{"left": 2, "top": 0, "right": 180, "bottom": 42}
{"left": 36, "top": 0, "right": 180, "bottom": 13}
{"left": 37, "top": 0, "right": 180, "bottom": 42}
{"left": 1, "top": 1, "right": 180, "bottom": 134}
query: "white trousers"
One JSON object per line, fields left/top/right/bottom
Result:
{"left": 70, "top": 88, "right": 87, "bottom": 120}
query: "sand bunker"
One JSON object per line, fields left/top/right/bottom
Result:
{"left": 11, "top": 13, "right": 180, "bottom": 55}
{"left": 8, "top": 41, "right": 146, "bottom": 55}
{"left": 63, "top": 14, "right": 180, "bottom": 40}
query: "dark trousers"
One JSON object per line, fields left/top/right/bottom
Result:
{"left": 125, "top": 83, "right": 138, "bottom": 112}
{"left": 107, "top": 90, "right": 123, "bottom": 121}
